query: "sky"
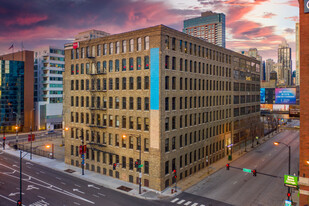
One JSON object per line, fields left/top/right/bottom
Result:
{"left": 0, "top": 0, "right": 299, "bottom": 67}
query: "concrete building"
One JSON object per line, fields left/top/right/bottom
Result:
{"left": 63, "top": 25, "right": 261, "bottom": 191}
{"left": 278, "top": 40, "right": 292, "bottom": 85}
{"left": 183, "top": 11, "right": 226, "bottom": 48}
{"left": 298, "top": 1, "right": 309, "bottom": 204}
{"left": 75, "top": 30, "right": 110, "bottom": 42}
{"left": 34, "top": 47, "right": 64, "bottom": 130}
{"left": 0, "top": 51, "right": 34, "bottom": 132}
{"left": 265, "top": 59, "right": 275, "bottom": 82}
{"left": 296, "top": 22, "right": 300, "bottom": 86}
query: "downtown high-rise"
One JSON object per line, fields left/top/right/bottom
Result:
{"left": 277, "top": 40, "right": 292, "bottom": 85}
{"left": 183, "top": 11, "right": 226, "bottom": 48}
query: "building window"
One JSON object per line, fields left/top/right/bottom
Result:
{"left": 115, "top": 59, "right": 120, "bottom": 72}
{"left": 122, "top": 40, "right": 126, "bottom": 53}
{"left": 165, "top": 161, "right": 169, "bottom": 175}
{"left": 144, "top": 76, "right": 149, "bottom": 89}
{"left": 144, "top": 56, "right": 149, "bottom": 69}
{"left": 129, "top": 58, "right": 134, "bottom": 70}
{"left": 109, "top": 60, "right": 113, "bottom": 72}
{"left": 137, "top": 97, "right": 142, "bottom": 110}
{"left": 137, "top": 117, "right": 141, "bottom": 130}
{"left": 122, "top": 59, "right": 126, "bottom": 71}
{"left": 144, "top": 97, "right": 149, "bottom": 110}
{"left": 129, "top": 97, "right": 134, "bottom": 110}
{"left": 129, "top": 39, "right": 134, "bottom": 52}
{"left": 144, "top": 161, "right": 149, "bottom": 174}
{"left": 137, "top": 37, "right": 142, "bottom": 51}
{"left": 137, "top": 77, "right": 142, "bottom": 89}
{"left": 129, "top": 77, "right": 134, "bottom": 90}
{"left": 144, "top": 36, "right": 149, "bottom": 50}
{"left": 103, "top": 44, "right": 107, "bottom": 55}
{"left": 165, "top": 55, "right": 169, "bottom": 69}
{"left": 165, "top": 118, "right": 169, "bottom": 131}
{"left": 116, "top": 41, "right": 120, "bottom": 54}
{"left": 144, "top": 118, "right": 149, "bottom": 131}
{"left": 137, "top": 57, "right": 141, "bottom": 70}
{"left": 109, "top": 42, "right": 113, "bottom": 54}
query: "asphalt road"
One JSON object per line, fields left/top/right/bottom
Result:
{"left": 0, "top": 152, "right": 171, "bottom": 206}
{"left": 173, "top": 129, "right": 299, "bottom": 206}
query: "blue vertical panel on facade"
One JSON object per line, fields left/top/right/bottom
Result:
{"left": 150, "top": 48, "right": 160, "bottom": 110}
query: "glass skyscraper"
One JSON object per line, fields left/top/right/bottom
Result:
{"left": 183, "top": 11, "right": 226, "bottom": 48}
{"left": 0, "top": 60, "right": 24, "bottom": 130}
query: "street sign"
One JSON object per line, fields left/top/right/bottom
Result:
{"left": 243, "top": 168, "right": 252, "bottom": 173}
{"left": 284, "top": 175, "right": 298, "bottom": 188}
{"left": 285, "top": 200, "right": 292, "bottom": 206}
{"left": 138, "top": 164, "right": 143, "bottom": 168}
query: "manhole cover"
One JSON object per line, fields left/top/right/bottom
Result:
{"left": 117, "top": 186, "right": 132, "bottom": 192}
{"left": 64, "top": 169, "right": 75, "bottom": 173}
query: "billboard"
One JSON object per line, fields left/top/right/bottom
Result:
{"left": 289, "top": 105, "right": 300, "bottom": 117}
{"left": 273, "top": 105, "right": 289, "bottom": 112}
{"left": 275, "top": 88, "right": 296, "bottom": 104}
{"left": 260, "top": 88, "right": 265, "bottom": 103}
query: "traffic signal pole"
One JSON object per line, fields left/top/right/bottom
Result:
{"left": 139, "top": 135, "right": 142, "bottom": 195}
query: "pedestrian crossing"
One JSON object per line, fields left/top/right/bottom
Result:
{"left": 170, "top": 198, "right": 206, "bottom": 206}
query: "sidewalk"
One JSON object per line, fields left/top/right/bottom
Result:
{"left": 0, "top": 129, "right": 281, "bottom": 201}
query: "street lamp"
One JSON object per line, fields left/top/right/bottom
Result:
{"left": 30, "top": 108, "right": 35, "bottom": 160}
{"left": 273, "top": 141, "right": 291, "bottom": 200}
{"left": 45, "top": 144, "right": 54, "bottom": 159}
{"left": 122, "top": 134, "right": 142, "bottom": 194}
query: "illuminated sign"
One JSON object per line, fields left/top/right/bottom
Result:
{"left": 260, "top": 88, "right": 265, "bottom": 103}
{"left": 73, "top": 42, "right": 79, "bottom": 49}
{"left": 275, "top": 88, "right": 296, "bottom": 104}
{"left": 305, "top": 0, "right": 309, "bottom": 13}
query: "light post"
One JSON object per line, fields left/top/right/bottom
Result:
{"left": 45, "top": 144, "right": 54, "bottom": 159}
{"left": 30, "top": 108, "right": 35, "bottom": 160}
{"left": 122, "top": 134, "right": 142, "bottom": 194}
{"left": 2, "top": 123, "right": 5, "bottom": 150}
{"left": 13, "top": 112, "right": 19, "bottom": 144}
{"left": 274, "top": 141, "right": 291, "bottom": 200}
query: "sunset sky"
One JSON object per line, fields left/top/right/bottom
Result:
{"left": 0, "top": 0, "right": 299, "bottom": 67}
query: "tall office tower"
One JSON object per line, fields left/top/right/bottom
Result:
{"left": 296, "top": 22, "right": 300, "bottom": 86}
{"left": 0, "top": 51, "right": 34, "bottom": 132}
{"left": 278, "top": 40, "right": 292, "bottom": 85}
{"left": 34, "top": 46, "right": 65, "bottom": 130}
{"left": 183, "top": 11, "right": 226, "bottom": 48}
{"left": 265, "top": 59, "right": 275, "bottom": 82}
{"left": 64, "top": 25, "right": 261, "bottom": 191}
{"left": 241, "top": 48, "right": 263, "bottom": 81}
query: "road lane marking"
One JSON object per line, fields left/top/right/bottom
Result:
{"left": 93, "top": 194, "right": 99, "bottom": 198}
{"left": 73, "top": 188, "right": 85, "bottom": 194}
{"left": 88, "top": 184, "right": 100, "bottom": 190}
{"left": 26, "top": 162, "right": 34, "bottom": 166}
{"left": 0, "top": 163, "right": 95, "bottom": 204}
{"left": 74, "top": 184, "right": 81, "bottom": 188}
{"left": 191, "top": 203, "right": 198, "bottom": 206}
{"left": 233, "top": 181, "right": 237, "bottom": 184}
{"left": 9, "top": 192, "right": 24, "bottom": 196}
{"left": 56, "top": 177, "right": 62, "bottom": 180}
{"left": 74, "top": 202, "right": 81, "bottom": 205}
{"left": 61, "top": 182, "right": 66, "bottom": 185}
{"left": 171, "top": 198, "right": 179, "bottom": 203}
{"left": 184, "top": 201, "right": 192, "bottom": 205}
{"left": 27, "top": 185, "right": 39, "bottom": 191}
{"left": 29, "top": 200, "right": 50, "bottom": 206}
{"left": 0, "top": 194, "right": 17, "bottom": 204}
{"left": 98, "top": 193, "right": 106, "bottom": 197}
{"left": 39, "top": 171, "right": 45, "bottom": 174}
{"left": 177, "top": 200, "right": 186, "bottom": 204}
{"left": 37, "top": 195, "right": 45, "bottom": 199}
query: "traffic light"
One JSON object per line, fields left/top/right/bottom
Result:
{"left": 17, "top": 200, "right": 22, "bottom": 206}
{"left": 287, "top": 192, "right": 291, "bottom": 198}
{"left": 173, "top": 169, "right": 177, "bottom": 179}
{"left": 135, "top": 161, "right": 139, "bottom": 168}
{"left": 113, "top": 163, "right": 117, "bottom": 170}
{"left": 252, "top": 169, "right": 257, "bottom": 176}
{"left": 226, "top": 163, "right": 230, "bottom": 170}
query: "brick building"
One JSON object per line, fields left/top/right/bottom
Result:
{"left": 298, "top": 0, "right": 309, "bottom": 204}
{"left": 64, "top": 25, "right": 261, "bottom": 191}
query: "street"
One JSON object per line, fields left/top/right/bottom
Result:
{"left": 170, "top": 129, "right": 299, "bottom": 206}
{"left": 0, "top": 152, "right": 171, "bottom": 206}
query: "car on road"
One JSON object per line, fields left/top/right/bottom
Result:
{"left": 47, "top": 130, "right": 55, "bottom": 134}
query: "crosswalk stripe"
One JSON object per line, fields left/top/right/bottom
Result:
{"left": 184, "top": 201, "right": 192, "bottom": 205}
{"left": 191, "top": 203, "right": 198, "bottom": 206}
{"left": 171, "top": 198, "right": 179, "bottom": 203}
{"left": 177, "top": 200, "right": 186, "bottom": 204}
{"left": 200, "top": 205, "right": 205, "bottom": 206}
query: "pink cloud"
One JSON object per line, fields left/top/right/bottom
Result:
{"left": 263, "top": 12, "right": 277, "bottom": 19}
{"left": 285, "top": 16, "right": 299, "bottom": 22}
{"left": 5, "top": 15, "right": 48, "bottom": 26}
{"left": 286, "top": 0, "right": 299, "bottom": 7}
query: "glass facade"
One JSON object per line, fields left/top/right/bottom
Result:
{"left": 0, "top": 60, "right": 24, "bottom": 128}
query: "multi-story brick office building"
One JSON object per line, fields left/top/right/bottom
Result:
{"left": 64, "top": 25, "right": 261, "bottom": 191}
